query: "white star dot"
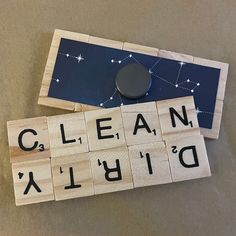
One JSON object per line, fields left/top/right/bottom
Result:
{"left": 66, "top": 53, "right": 69, "bottom": 57}
{"left": 100, "top": 103, "right": 103, "bottom": 106}
{"left": 191, "top": 90, "right": 194, "bottom": 93}
{"left": 56, "top": 79, "right": 59, "bottom": 83}
{"left": 196, "top": 108, "right": 203, "bottom": 115}
{"left": 187, "top": 79, "right": 190, "bottom": 82}
{"left": 175, "top": 84, "right": 178, "bottom": 88}
{"left": 197, "top": 83, "right": 200, "bottom": 86}
{"left": 121, "top": 103, "right": 123, "bottom": 106}
{"left": 129, "top": 54, "right": 132, "bottom": 58}
{"left": 196, "top": 108, "right": 200, "bottom": 115}
{"left": 118, "top": 60, "right": 122, "bottom": 64}
{"left": 111, "top": 59, "right": 114, "bottom": 63}
{"left": 110, "top": 97, "right": 113, "bottom": 100}
{"left": 76, "top": 54, "right": 84, "bottom": 63}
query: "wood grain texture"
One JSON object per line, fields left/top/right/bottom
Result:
{"left": 123, "top": 42, "right": 159, "bottom": 56}
{"left": 158, "top": 50, "right": 194, "bottom": 63}
{"left": 156, "top": 96, "right": 200, "bottom": 141}
{"left": 74, "top": 103, "right": 101, "bottom": 112}
{"left": 128, "top": 142, "right": 172, "bottom": 188}
{"left": 12, "top": 159, "right": 54, "bottom": 206}
{"left": 38, "top": 97, "right": 75, "bottom": 111}
{"left": 84, "top": 107, "right": 126, "bottom": 151}
{"left": 166, "top": 135, "right": 211, "bottom": 182}
{"left": 88, "top": 36, "right": 123, "bottom": 49}
{"left": 121, "top": 102, "right": 162, "bottom": 146}
{"left": 47, "top": 113, "right": 89, "bottom": 158}
{"left": 51, "top": 153, "right": 94, "bottom": 201}
{"left": 7, "top": 96, "right": 212, "bottom": 205}
{"left": 89, "top": 147, "right": 133, "bottom": 195}
{"left": 7, "top": 116, "right": 50, "bottom": 163}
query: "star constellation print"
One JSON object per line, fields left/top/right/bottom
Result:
{"left": 48, "top": 38, "right": 220, "bottom": 129}
{"left": 110, "top": 55, "right": 201, "bottom": 94}
{"left": 58, "top": 52, "right": 85, "bottom": 63}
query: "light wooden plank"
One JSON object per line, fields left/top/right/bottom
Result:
{"left": 123, "top": 42, "right": 159, "bottom": 56}
{"left": 158, "top": 50, "right": 194, "bottom": 63}
{"left": 82, "top": 104, "right": 101, "bottom": 112}
{"left": 88, "top": 36, "right": 123, "bottom": 49}
{"left": 38, "top": 96, "right": 75, "bottom": 111}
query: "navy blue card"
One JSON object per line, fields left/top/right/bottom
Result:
{"left": 48, "top": 38, "right": 220, "bottom": 129}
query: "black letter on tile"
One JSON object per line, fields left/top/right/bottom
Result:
{"left": 64, "top": 167, "right": 81, "bottom": 189}
{"left": 133, "top": 114, "right": 151, "bottom": 135}
{"left": 23, "top": 172, "right": 42, "bottom": 194}
{"left": 18, "top": 129, "right": 38, "bottom": 151}
{"left": 179, "top": 145, "right": 199, "bottom": 168}
{"left": 98, "top": 159, "right": 122, "bottom": 181}
{"left": 60, "top": 124, "right": 76, "bottom": 144}
{"left": 169, "top": 106, "right": 190, "bottom": 128}
{"left": 140, "top": 152, "right": 153, "bottom": 175}
{"left": 96, "top": 118, "right": 114, "bottom": 139}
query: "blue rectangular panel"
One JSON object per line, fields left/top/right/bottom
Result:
{"left": 48, "top": 38, "right": 220, "bottom": 129}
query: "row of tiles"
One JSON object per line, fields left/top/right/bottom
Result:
{"left": 7, "top": 96, "right": 200, "bottom": 164}
{"left": 12, "top": 137, "right": 211, "bottom": 206}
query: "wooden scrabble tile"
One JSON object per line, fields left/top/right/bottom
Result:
{"left": 128, "top": 142, "right": 172, "bottom": 188}
{"left": 47, "top": 113, "right": 89, "bottom": 158}
{"left": 89, "top": 147, "right": 133, "bottom": 195}
{"left": 156, "top": 96, "right": 200, "bottom": 141}
{"left": 121, "top": 102, "right": 162, "bottom": 146}
{"left": 84, "top": 107, "right": 126, "bottom": 151}
{"left": 51, "top": 153, "right": 94, "bottom": 201}
{"left": 123, "top": 42, "right": 159, "bottom": 56}
{"left": 12, "top": 159, "right": 54, "bottom": 206}
{"left": 166, "top": 135, "right": 211, "bottom": 182}
{"left": 7, "top": 117, "right": 50, "bottom": 163}
{"left": 193, "top": 57, "right": 229, "bottom": 101}
{"left": 158, "top": 50, "right": 194, "bottom": 63}
{"left": 88, "top": 36, "right": 123, "bottom": 49}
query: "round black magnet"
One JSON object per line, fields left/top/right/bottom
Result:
{"left": 115, "top": 63, "right": 152, "bottom": 99}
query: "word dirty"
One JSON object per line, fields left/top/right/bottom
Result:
{"left": 7, "top": 96, "right": 211, "bottom": 206}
